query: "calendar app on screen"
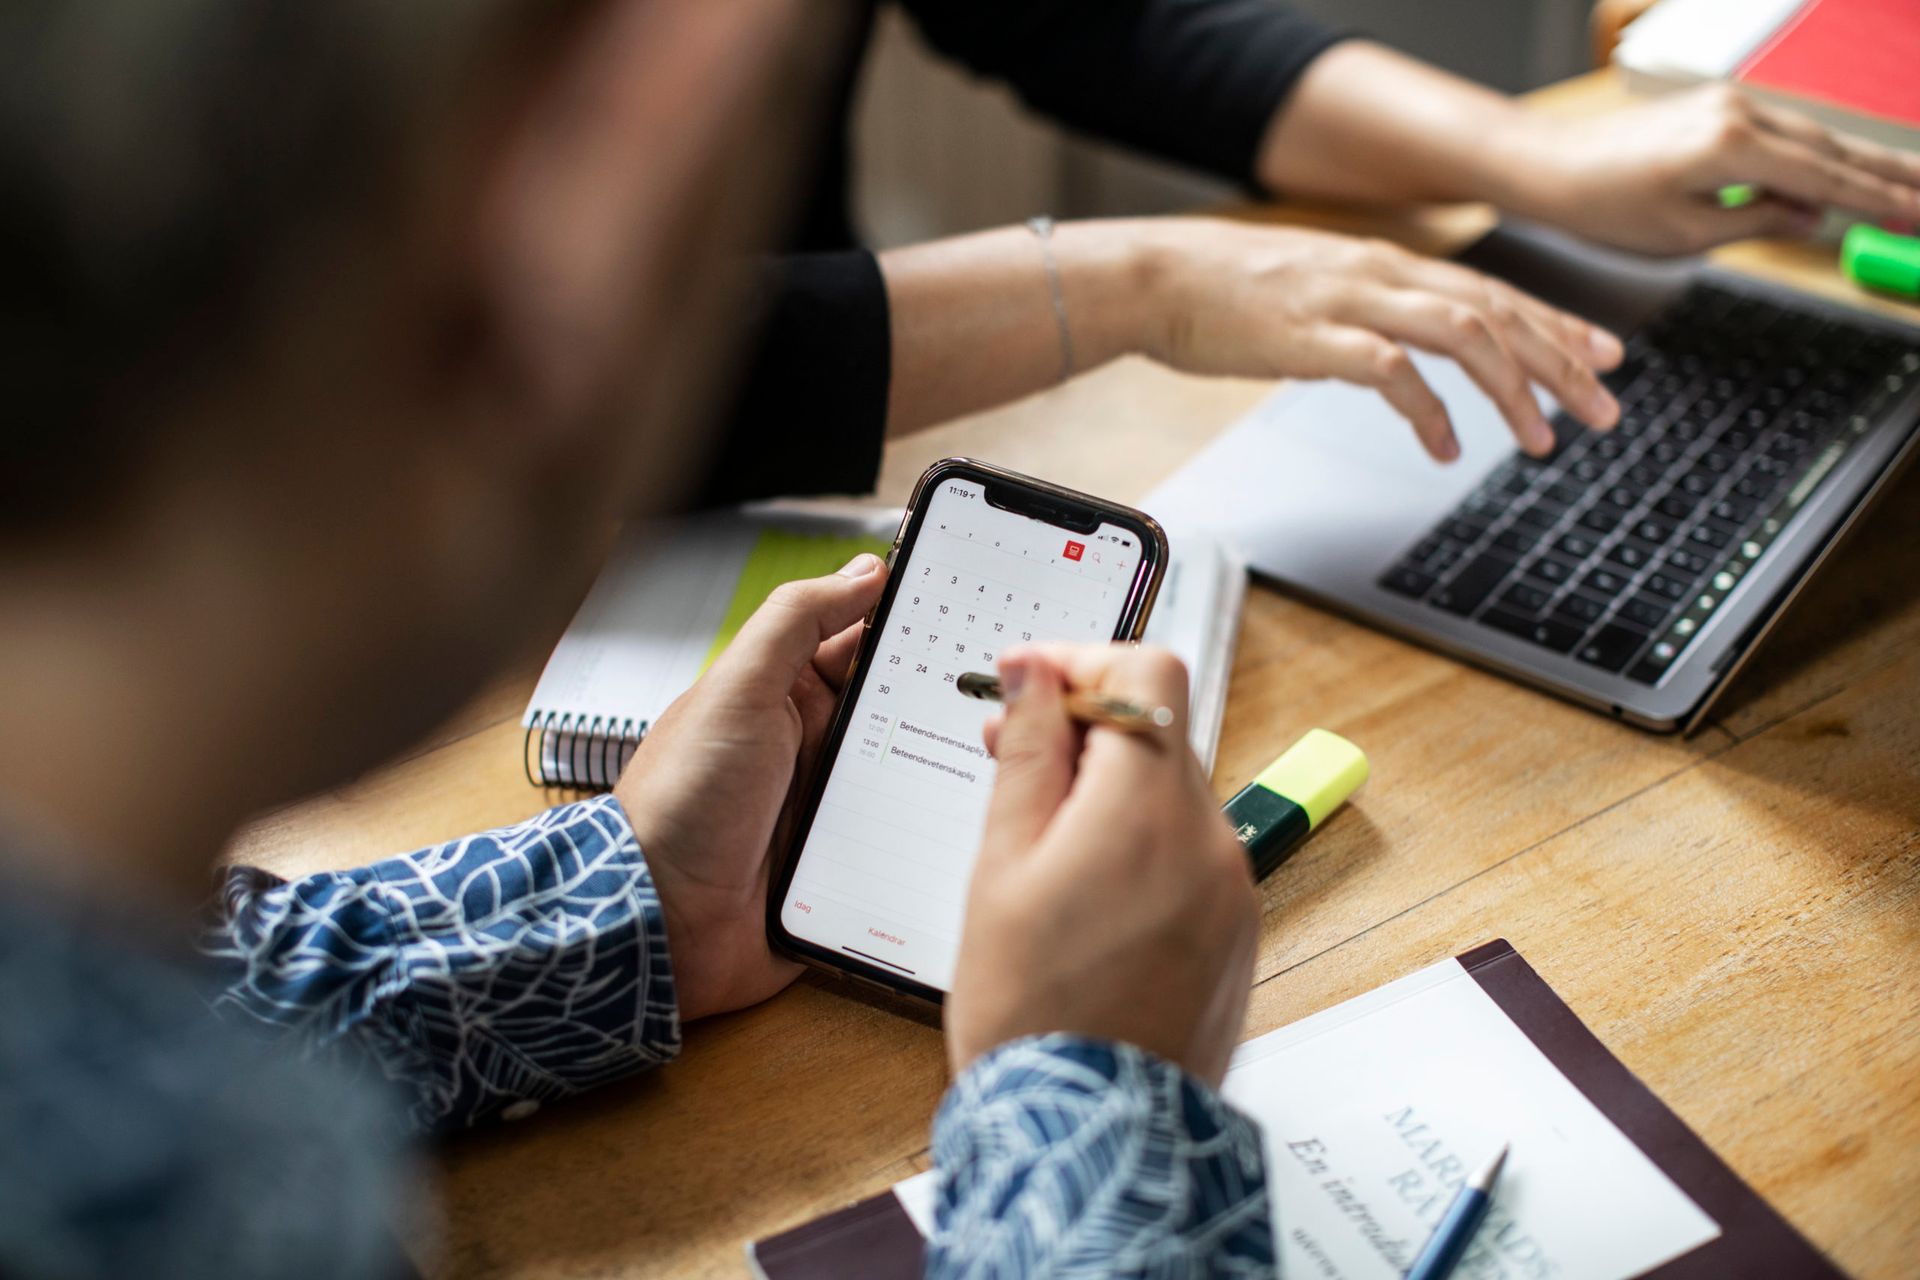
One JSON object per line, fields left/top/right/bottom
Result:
{"left": 778, "top": 477, "right": 1144, "bottom": 990}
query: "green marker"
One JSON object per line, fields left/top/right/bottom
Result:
{"left": 1718, "top": 183, "right": 1758, "bottom": 210}
{"left": 1843, "top": 224, "right": 1920, "bottom": 300}
{"left": 1222, "top": 729, "right": 1370, "bottom": 880}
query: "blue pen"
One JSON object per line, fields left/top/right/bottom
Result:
{"left": 1404, "top": 1143, "right": 1509, "bottom": 1280}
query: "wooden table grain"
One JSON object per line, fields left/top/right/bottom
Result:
{"left": 226, "top": 71, "right": 1920, "bottom": 1279}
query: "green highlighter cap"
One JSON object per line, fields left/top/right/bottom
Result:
{"left": 1843, "top": 224, "right": 1920, "bottom": 300}
{"left": 1223, "top": 729, "right": 1370, "bottom": 881}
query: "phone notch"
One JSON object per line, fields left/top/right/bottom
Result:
{"left": 983, "top": 480, "right": 1102, "bottom": 533}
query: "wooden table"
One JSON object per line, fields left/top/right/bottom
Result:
{"left": 228, "top": 71, "right": 1920, "bottom": 1279}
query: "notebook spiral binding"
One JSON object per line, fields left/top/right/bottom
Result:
{"left": 523, "top": 710, "right": 645, "bottom": 790}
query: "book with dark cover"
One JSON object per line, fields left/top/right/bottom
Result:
{"left": 747, "top": 940, "right": 1844, "bottom": 1280}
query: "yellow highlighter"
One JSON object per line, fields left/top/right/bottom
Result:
{"left": 1222, "top": 729, "right": 1370, "bottom": 880}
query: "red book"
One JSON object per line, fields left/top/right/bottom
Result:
{"left": 1738, "top": 0, "right": 1920, "bottom": 131}
{"left": 1618, "top": 0, "right": 1920, "bottom": 156}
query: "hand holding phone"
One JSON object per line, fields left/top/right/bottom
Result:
{"left": 766, "top": 460, "right": 1169, "bottom": 999}
{"left": 949, "top": 645, "right": 1258, "bottom": 1088}
{"left": 616, "top": 553, "right": 887, "bottom": 1023}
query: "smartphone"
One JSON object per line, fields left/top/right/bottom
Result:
{"left": 766, "top": 458, "right": 1169, "bottom": 1002}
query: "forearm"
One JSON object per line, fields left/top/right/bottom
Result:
{"left": 199, "top": 795, "right": 682, "bottom": 1132}
{"left": 929, "top": 1034, "right": 1273, "bottom": 1277}
{"left": 881, "top": 222, "right": 1158, "bottom": 436}
{"left": 1255, "top": 41, "right": 1550, "bottom": 211}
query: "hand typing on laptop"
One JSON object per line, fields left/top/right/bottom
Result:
{"left": 868, "top": 44, "right": 1920, "bottom": 474}
{"left": 1487, "top": 85, "right": 1920, "bottom": 256}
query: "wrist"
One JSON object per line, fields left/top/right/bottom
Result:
{"left": 1048, "top": 219, "right": 1174, "bottom": 369}
{"left": 1472, "top": 108, "right": 1579, "bottom": 223}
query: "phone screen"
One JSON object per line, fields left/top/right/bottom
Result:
{"left": 777, "top": 474, "right": 1149, "bottom": 992}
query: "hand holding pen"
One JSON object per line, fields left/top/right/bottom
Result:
{"left": 959, "top": 663, "right": 1369, "bottom": 882}
{"left": 957, "top": 669, "right": 1175, "bottom": 732}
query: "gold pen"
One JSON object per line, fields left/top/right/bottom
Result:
{"left": 955, "top": 671, "right": 1175, "bottom": 733}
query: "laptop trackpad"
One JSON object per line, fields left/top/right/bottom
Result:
{"left": 1281, "top": 352, "right": 1540, "bottom": 485}
{"left": 1146, "top": 352, "right": 1548, "bottom": 588}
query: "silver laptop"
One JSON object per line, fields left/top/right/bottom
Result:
{"left": 1148, "top": 223, "right": 1920, "bottom": 732}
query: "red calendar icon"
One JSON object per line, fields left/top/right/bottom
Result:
{"left": 1062, "top": 540, "right": 1085, "bottom": 561}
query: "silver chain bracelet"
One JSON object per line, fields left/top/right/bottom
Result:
{"left": 1025, "top": 216, "right": 1076, "bottom": 385}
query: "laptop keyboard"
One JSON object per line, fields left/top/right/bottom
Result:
{"left": 1380, "top": 281, "right": 1918, "bottom": 685}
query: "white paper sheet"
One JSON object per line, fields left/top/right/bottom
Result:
{"left": 1226, "top": 958, "right": 1719, "bottom": 1280}
{"left": 880, "top": 958, "right": 1720, "bottom": 1279}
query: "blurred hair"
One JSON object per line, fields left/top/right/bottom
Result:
{"left": 0, "top": 1, "right": 539, "bottom": 534}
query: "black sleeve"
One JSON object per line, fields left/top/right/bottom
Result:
{"left": 900, "top": 0, "right": 1350, "bottom": 188}
{"left": 696, "top": 250, "right": 892, "bottom": 506}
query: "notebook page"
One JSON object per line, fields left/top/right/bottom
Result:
{"left": 697, "top": 529, "right": 894, "bottom": 673}
{"left": 524, "top": 514, "right": 758, "bottom": 730}
{"left": 1137, "top": 526, "right": 1246, "bottom": 773}
{"left": 526, "top": 508, "right": 904, "bottom": 733}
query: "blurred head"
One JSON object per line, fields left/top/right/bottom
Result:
{"left": 0, "top": 0, "right": 838, "bottom": 860}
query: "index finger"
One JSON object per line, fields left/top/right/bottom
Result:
{"left": 1741, "top": 131, "right": 1920, "bottom": 221}
{"left": 1747, "top": 99, "right": 1920, "bottom": 192}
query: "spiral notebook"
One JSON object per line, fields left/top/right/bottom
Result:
{"left": 747, "top": 940, "right": 1844, "bottom": 1280}
{"left": 521, "top": 504, "right": 1247, "bottom": 788}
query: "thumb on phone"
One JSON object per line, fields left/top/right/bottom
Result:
{"left": 708, "top": 553, "right": 886, "bottom": 694}
{"left": 979, "top": 651, "right": 1077, "bottom": 858}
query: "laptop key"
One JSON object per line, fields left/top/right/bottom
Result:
{"left": 1558, "top": 594, "right": 1606, "bottom": 625}
{"left": 1607, "top": 542, "right": 1654, "bottom": 571}
{"left": 1688, "top": 522, "right": 1734, "bottom": 550}
{"left": 1634, "top": 518, "right": 1674, "bottom": 543}
{"left": 1628, "top": 639, "right": 1683, "bottom": 685}
{"left": 1620, "top": 596, "right": 1673, "bottom": 629}
{"left": 1546, "top": 481, "right": 1585, "bottom": 506}
{"left": 1578, "top": 507, "right": 1623, "bottom": 534}
{"left": 1500, "top": 582, "right": 1552, "bottom": 614}
{"left": 1556, "top": 532, "right": 1597, "bottom": 559}
{"left": 1525, "top": 557, "right": 1574, "bottom": 585}
{"left": 1577, "top": 623, "right": 1651, "bottom": 673}
{"left": 1665, "top": 547, "right": 1710, "bottom": 576}
{"left": 1642, "top": 572, "right": 1689, "bottom": 600}
{"left": 1481, "top": 608, "right": 1585, "bottom": 654}
{"left": 1711, "top": 497, "right": 1756, "bottom": 524}
{"left": 1381, "top": 566, "right": 1438, "bottom": 599}
{"left": 1431, "top": 555, "right": 1516, "bottom": 615}
{"left": 1580, "top": 568, "right": 1627, "bottom": 598}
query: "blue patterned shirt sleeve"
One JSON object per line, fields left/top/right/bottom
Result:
{"left": 198, "top": 794, "right": 679, "bottom": 1134}
{"left": 929, "top": 1034, "right": 1274, "bottom": 1279}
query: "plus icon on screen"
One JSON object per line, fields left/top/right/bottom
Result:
{"left": 1062, "top": 540, "right": 1085, "bottom": 561}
